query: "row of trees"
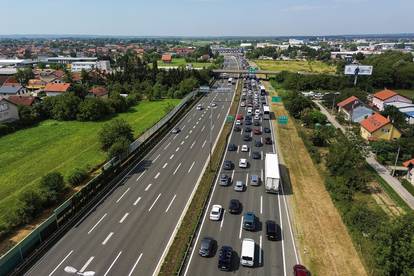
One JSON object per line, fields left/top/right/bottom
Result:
{"left": 246, "top": 45, "right": 331, "bottom": 61}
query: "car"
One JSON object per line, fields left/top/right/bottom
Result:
{"left": 236, "top": 114, "right": 244, "bottom": 120}
{"left": 243, "top": 134, "right": 251, "bottom": 141}
{"left": 253, "top": 120, "right": 260, "bottom": 126}
{"left": 250, "top": 175, "right": 260, "bottom": 186}
{"left": 254, "top": 140, "right": 263, "bottom": 147}
{"left": 243, "top": 212, "right": 256, "bottom": 231}
{"left": 244, "top": 120, "right": 252, "bottom": 125}
{"left": 171, "top": 127, "right": 180, "bottom": 134}
{"left": 199, "top": 237, "right": 217, "bottom": 257}
{"left": 196, "top": 104, "right": 203, "bottom": 110}
{"left": 235, "top": 120, "right": 242, "bottom": 126}
{"left": 240, "top": 101, "right": 246, "bottom": 107}
{"left": 241, "top": 145, "right": 249, "bottom": 152}
{"left": 211, "top": 102, "right": 217, "bottom": 107}
{"left": 239, "top": 158, "right": 248, "bottom": 168}
{"left": 254, "top": 114, "right": 260, "bottom": 120}
{"left": 244, "top": 127, "right": 252, "bottom": 132}
{"left": 266, "top": 220, "right": 278, "bottom": 241}
{"left": 218, "top": 246, "right": 233, "bottom": 271}
{"left": 209, "top": 204, "right": 223, "bottom": 221}
{"left": 223, "top": 160, "right": 234, "bottom": 170}
{"left": 293, "top": 264, "right": 310, "bottom": 276}
{"left": 220, "top": 174, "right": 231, "bottom": 186}
{"left": 264, "top": 127, "right": 271, "bottom": 133}
{"left": 228, "top": 199, "right": 242, "bottom": 214}
{"left": 253, "top": 128, "right": 261, "bottom": 135}
{"left": 233, "top": 126, "right": 241, "bottom": 132}
{"left": 228, "top": 143, "right": 237, "bottom": 151}
{"left": 234, "top": 180, "right": 246, "bottom": 192}
{"left": 255, "top": 109, "right": 261, "bottom": 115}
{"left": 264, "top": 137, "right": 272, "bottom": 145}
{"left": 252, "top": 151, "right": 261, "bottom": 159}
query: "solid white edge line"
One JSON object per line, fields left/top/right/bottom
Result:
{"left": 87, "top": 213, "right": 107, "bottom": 234}
{"left": 103, "top": 251, "right": 122, "bottom": 276}
{"left": 278, "top": 189, "right": 287, "bottom": 276}
{"left": 102, "top": 232, "right": 114, "bottom": 245}
{"left": 80, "top": 256, "right": 94, "bottom": 272}
{"left": 128, "top": 253, "right": 143, "bottom": 276}
{"left": 116, "top": 187, "right": 130, "bottom": 203}
{"left": 148, "top": 193, "right": 162, "bottom": 212}
{"left": 48, "top": 250, "right": 73, "bottom": 276}
{"left": 165, "top": 194, "right": 177, "bottom": 213}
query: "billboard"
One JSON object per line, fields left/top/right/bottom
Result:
{"left": 344, "top": 65, "right": 373, "bottom": 76}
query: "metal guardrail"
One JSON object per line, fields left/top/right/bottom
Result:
{"left": 0, "top": 90, "right": 200, "bottom": 276}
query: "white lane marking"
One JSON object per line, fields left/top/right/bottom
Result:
{"left": 241, "top": 129, "right": 243, "bottom": 135}
{"left": 149, "top": 193, "right": 162, "bottom": 212}
{"left": 164, "top": 142, "right": 171, "bottom": 150}
{"left": 116, "top": 188, "right": 130, "bottom": 203}
{"left": 220, "top": 210, "right": 225, "bottom": 231}
{"left": 133, "top": 197, "right": 142, "bottom": 206}
{"left": 170, "top": 154, "right": 174, "bottom": 160}
{"left": 181, "top": 141, "right": 185, "bottom": 145}
{"left": 80, "top": 256, "right": 94, "bottom": 272}
{"left": 103, "top": 251, "right": 122, "bottom": 276}
{"left": 152, "top": 154, "right": 161, "bottom": 163}
{"left": 145, "top": 183, "right": 152, "bottom": 191}
{"left": 102, "top": 232, "right": 114, "bottom": 245}
{"left": 190, "top": 141, "right": 196, "bottom": 149}
{"left": 119, "top": 212, "right": 129, "bottom": 223}
{"left": 88, "top": 213, "right": 107, "bottom": 234}
{"left": 211, "top": 124, "right": 214, "bottom": 130}
{"left": 261, "top": 150, "right": 264, "bottom": 160}
{"left": 188, "top": 118, "right": 191, "bottom": 123}
{"left": 163, "top": 162, "right": 168, "bottom": 169}
{"left": 189, "top": 129, "right": 193, "bottom": 134}
{"left": 261, "top": 169, "right": 264, "bottom": 181}
{"left": 260, "top": 196, "right": 263, "bottom": 214}
{"left": 136, "top": 171, "right": 146, "bottom": 182}
{"left": 188, "top": 161, "right": 195, "bottom": 173}
{"left": 185, "top": 135, "right": 189, "bottom": 139}
{"left": 237, "top": 145, "right": 240, "bottom": 153}
{"left": 154, "top": 172, "right": 160, "bottom": 179}
{"left": 201, "top": 125, "right": 205, "bottom": 132}
{"left": 259, "top": 235, "right": 263, "bottom": 265}
{"left": 217, "top": 113, "right": 220, "bottom": 119}
{"left": 239, "top": 216, "right": 243, "bottom": 239}
{"left": 261, "top": 137, "right": 263, "bottom": 144}
{"left": 193, "top": 125, "right": 196, "bottom": 129}
{"left": 231, "top": 170, "right": 235, "bottom": 182}
{"left": 176, "top": 147, "right": 180, "bottom": 152}
{"left": 128, "top": 253, "right": 143, "bottom": 276}
{"left": 182, "top": 125, "right": 186, "bottom": 130}
{"left": 165, "top": 194, "right": 177, "bottom": 213}
{"left": 173, "top": 163, "right": 181, "bottom": 175}
{"left": 202, "top": 140, "right": 207, "bottom": 148}
{"left": 246, "top": 173, "right": 249, "bottom": 186}
{"left": 278, "top": 191, "right": 287, "bottom": 276}
{"left": 48, "top": 250, "right": 73, "bottom": 276}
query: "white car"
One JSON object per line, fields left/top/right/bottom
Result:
{"left": 196, "top": 104, "right": 203, "bottom": 110}
{"left": 254, "top": 114, "right": 260, "bottom": 120}
{"left": 241, "top": 145, "right": 249, "bottom": 152}
{"left": 241, "top": 102, "right": 246, "bottom": 107}
{"left": 209, "top": 204, "right": 223, "bottom": 221}
{"left": 211, "top": 102, "right": 217, "bottom": 107}
{"left": 239, "top": 158, "right": 248, "bottom": 168}
{"left": 235, "top": 120, "right": 242, "bottom": 126}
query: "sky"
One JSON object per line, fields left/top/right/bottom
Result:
{"left": 2, "top": 0, "right": 414, "bottom": 37}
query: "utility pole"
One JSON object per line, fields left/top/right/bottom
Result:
{"left": 392, "top": 146, "right": 401, "bottom": 177}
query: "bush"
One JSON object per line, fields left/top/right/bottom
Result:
{"left": 108, "top": 137, "right": 131, "bottom": 158}
{"left": 67, "top": 168, "right": 88, "bottom": 186}
{"left": 47, "top": 93, "right": 82, "bottom": 121}
{"left": 0, "top": 123, "right": 13, "bottom": 136}
{"left": 17, "top": 189, "right": 46, "bottom": 223}
{"left": 40, "top": 172, "right": 66, "bottom": 204}
{"left": 98, "top": 119, "right": 134, "bottom": 151}
{"left": 77, "top": 98, "right": 113, "bottom": 121}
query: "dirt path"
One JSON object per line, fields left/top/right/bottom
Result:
{"left": 265, "top": 81, "right": 367, "bottom": 276}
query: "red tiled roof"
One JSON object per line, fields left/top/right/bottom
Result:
{"left": 373, "top": 89, "right": 397, "bottom": 101}
{"left": 337, "top": 96, "right": 359, "bottom": 108}
{"left": 89, "top": 86, "right": 108, "bottom": 97}
{"left": 7, "top": 95, "right": 36, "bottom": 106}
{"left": 403, "top": 159, "right": 414, "bottom": 168}
{"left": 161, "top": 54, "right": 172, "bottom": 61}
{"left": 360, "top": 113, "right": 390, "bottom": 133}
{"left": 44, "top": 82, "right": 71, "bottom": 93}
{"left": 3, "top": 76, "right": 18, "bottom": 85}
{"left": 53, "top": 70, "right": 65, "bottom": 79}
{"left": 72, "top": 72, "right": 82, "bottom": 82}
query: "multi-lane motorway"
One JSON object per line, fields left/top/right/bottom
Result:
{"left": 25, "top": 57, "right": 238, "bottom": 276}
{"left": 183, "top": 75, "right": 299, "bottom": 276}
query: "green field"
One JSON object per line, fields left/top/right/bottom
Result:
{"left": 0, "top": 99, "right": 180, "bottom": 220}
{"left": 157, "top": 57, "right": 212, "bottom": 69}
{"left": 254, "top": 59, "right": 336, "bottom": 74}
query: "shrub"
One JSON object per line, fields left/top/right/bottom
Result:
{"left": 98, "top": 119, "right": 134, "bottom": 151}
{"left": 17, "top": 189, "right": 46, "bottom": 223}
{"left": 77, "top": 98, "right": 113, "bottom": 121}
{"left": 40, "top": 172, "right": 66, "bottom": 204}
{"left": 67, "top": 168, "right": 88, "bottom": 186}
{"left": 108, "top": 137, "right": 131, "bottom": 158}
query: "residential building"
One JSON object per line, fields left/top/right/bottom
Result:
{"left": 337, "top": 96, "right": 374, "bottom": 122}
{"left": 7, "top": 95, "right": 38, "bottom": 106}
{"left": 360, "top": 113, "right": 401, "bottom": 141}
{"left": 384, "top": 101, "right": 414, "bottom": 125}
{"left": 0, "top": 84, "right": 28, "bottom": 98}
{"left": 46, "top": 56, "right": 97, "bottom": 64}
{"left": 161, "top": 54, "right": 172, "bottom": 63}
{"left": 27, "top": 79, "right": 47, "bottom": 91}
{"left": 0, "top": 98, "right": 19, "bottom": 122}
{"left": 70, "top": 60, "right": 111, "bottom": 72}
{"left": 44, "top": 83, "right": 71, "bottom": 96}
{"left": 88, "top": 86, "right": 109, "bottom": 98}
{"left": 372, "top": 89, "right": 411, "bottom": 111}
{"left": 403, "top": 159, "right": 414, "bottom": 184}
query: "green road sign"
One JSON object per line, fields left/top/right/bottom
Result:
{"left": 248, "top": 66, "right": 257, "bottom": 73}
{"left": 278, "top": 116, "right": 288, "bottom": 125}
{"left": 227, "top": 115, "right": 235, "bottom": 122}
{"left": 272, "top": 96, "right": 281, "bottom": 102}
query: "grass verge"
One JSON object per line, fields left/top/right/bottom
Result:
{"left": 157, "top": 58, "right": 213, "bottom": 69}
{"left": 402, "top": 179, "right": 414, "bottom": 197}
{"left": 159, "top": 82, "right": 240, "bottom": 275}
{"left": 254, "top": 59, "right": 336, "bottom": 74}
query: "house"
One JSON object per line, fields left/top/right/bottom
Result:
{"left": 7, "top": 95, "right": 38, "bottom": 107}
{"left": 337, "top": 96, "right": 374, "bottom": 122}
{"left": 0, "top": 98, "right": 19, "bottom": 123}
{"left": 88, "top": 86, "right": 109, "bottom": 98}
{"left": 44, "top": 83, "right": 71, "bottom": 97}
{"left": 372, "top": 89, "right": 411, "bottom": 111}
{"left": 403, "top": 159, "right": 414, "bottom": 184}
{"left": 360, "top": 113, "right": 401, "bottom": 141}
{"left": 161, "top": 54, "right": 172, "bottom": 63}
{"left": 0, "top": 84, "right": 28, "bottom": 98}
{"left": 384, "top": 101, "right": 414, "bottom": 125}
{"left": 27, "top": 79, "right": 47, "bottom": 91}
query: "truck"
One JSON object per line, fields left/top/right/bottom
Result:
{"left": 263, "top": 105, "right": 270, "bottom": 120}
{"left": 265, "top": 153, "right": 280, "bottom": 193}
{"left": 259, "top": 85, "right": 266, "bottom": 95}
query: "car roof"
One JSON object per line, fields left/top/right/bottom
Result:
{"left": 212, "top": 204, "right": 222, "bottom": 209}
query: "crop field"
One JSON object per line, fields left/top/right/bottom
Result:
{"left": 254, "top": 59, "right": 336, "bottom": 74}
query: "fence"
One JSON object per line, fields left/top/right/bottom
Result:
{"left": 0, "top": 90, "right": 200, "bottom": 276}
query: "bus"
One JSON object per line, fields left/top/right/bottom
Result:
{"left": 263, "top": 105, "right": 270, "bottom": 120}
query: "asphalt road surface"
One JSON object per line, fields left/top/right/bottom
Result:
{"left": 183, "top": 76, "right": 299, "bottom": 276}
{"left": 25, "top": 56, "right": 239, "bottom": 276}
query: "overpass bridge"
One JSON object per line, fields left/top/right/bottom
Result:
{"left": 212, "top": 69, "right": 316, "bottom": 78}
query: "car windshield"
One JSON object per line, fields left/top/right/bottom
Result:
{"left": 242, "top": 256, "right": 253, "bottom": 261}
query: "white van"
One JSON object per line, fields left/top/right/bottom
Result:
{"left": 240, "top": 238, "right": 255, "bottom": 267}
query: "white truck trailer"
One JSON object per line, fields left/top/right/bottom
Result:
{"left": 265, "top": 153, "right": 281, "bottom": 193}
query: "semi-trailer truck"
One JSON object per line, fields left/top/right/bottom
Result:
{"left": 265, "top": 153, "right": 280, "bottom": 193}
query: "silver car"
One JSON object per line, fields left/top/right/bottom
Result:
{"left": 234, "top": 181, "right": 245, "bottom": 192}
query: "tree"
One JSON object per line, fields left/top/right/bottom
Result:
{"left": 17, "top": 189, "right": 45, "bottom": 222}
{"left": 108, "top": 93, "right": 129, "bottom": 112}
{"left": 301, "top": 109, "right": 327, "bottom": 126}
{"left": 15, "top": 67, "right": 34, "bottom": 87}
{"left": 40, "top": 172, "right": 66, "bottom": 204}
{"left": 98, "top": 119, "right": 134, "bottom": 151}
{"left": 312, "top": 125, "right": 336, "bottom": 147}
{"left": 108, "top": 137, "right": 131, "bottom": 158}
{"left": 67, "top": 168, "right": 88, "bottom": 186}
{"left": 18, "top": 105, "right": 36, "bottom": 126}
{"left": 381, "top": 105, "right": 406, "bottom": 130}
{"left": 48, "top": 93, "right": 81, "bottom": 121}
{"left": 77, "top": 98, "right": 112, "bottom": 121}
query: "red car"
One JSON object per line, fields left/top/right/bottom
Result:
{"left": 253, "top": 128, "right": 261, "bottom": 135}
{"left": 236, "top": 114, "right": 244, "bottom": 120}
{"left": 293, "top": 264, "right": 310, "bottom": 276}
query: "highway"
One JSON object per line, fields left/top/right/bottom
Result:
{"left": 25, "top": 56, "right": 239, "bottom": 276}
{"left": 183, "top": 74, "right": 299, "bottom": 276}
